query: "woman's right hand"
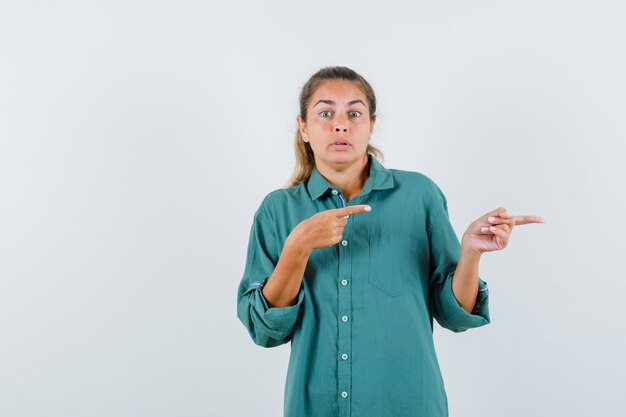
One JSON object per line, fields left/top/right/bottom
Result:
{"left": 287, "top": 205, "right": 372, "bottom": 254}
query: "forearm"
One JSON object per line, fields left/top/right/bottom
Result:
{"left": 451, "top": 246, "right": 482, "bottom": 313}
{"left": 261, "top": 235, "right": 311, "bottom": 308}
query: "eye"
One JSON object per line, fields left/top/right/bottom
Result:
{"left": 320, "top": 111, "right": 332, "bottom": 118}
{"left": 349, "top": 111, "right": 362, "bottom": 117}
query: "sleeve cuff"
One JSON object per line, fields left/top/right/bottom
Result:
{"left": 244, "top": 277, "right": 305, "bottom": 336}
{"left": 436, "top": 273, "right": 491, "bottom": 332}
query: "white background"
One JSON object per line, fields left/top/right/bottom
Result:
{"left": 1, "top": 1, "right": 624, "bottom": 416}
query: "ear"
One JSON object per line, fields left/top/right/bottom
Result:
{"left": 369, "top": 115, "right": 377, "bottom": 135}
{"left": 296, "top": 115, "right": 308, "bottom": 141}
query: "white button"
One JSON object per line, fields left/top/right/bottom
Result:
{"left": 341, "top": 240, "right": 348, "bottom": 246}
{"left": 331, "top": 189, "right": 338, "bottom": 195}
{"left": 341, "top": 315, "right": 349, "bottom": 322}
{"left": 341, "top": 391, "right": 348, "bottom": 398}
{"left": 341, "top": 279, "right": 348, "bottom": 286}
{"left": 341, "top": 353, "right": 348, "bottom": 360}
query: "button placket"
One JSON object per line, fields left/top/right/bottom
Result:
{"left": 333, "top": 188, "right": 352, "bottom": 416}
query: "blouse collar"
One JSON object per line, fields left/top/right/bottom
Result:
{"left": 306, "top": 153, "right": 394, "bottom": 200}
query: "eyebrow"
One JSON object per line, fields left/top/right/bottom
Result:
{"left": 313, "top": 99, "right": 366, "bottom": 108}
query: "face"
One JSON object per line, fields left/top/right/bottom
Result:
{"left": 297, "top": 79, "right": 376, "bottom": 170}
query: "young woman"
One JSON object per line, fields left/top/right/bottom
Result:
{"left": 236, "top": 66, "right": 544, "bottom": 417}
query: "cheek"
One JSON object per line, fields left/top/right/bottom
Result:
{"left": 309, "top": 124, "right": 330, "bottom": 140}
{"left": 310, "top": 120, "right": 328, "bottom": 130}
{"left": 356, "top": 119, "right": 371, "bottom": 128}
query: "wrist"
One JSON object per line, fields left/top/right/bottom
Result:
{"left": 461, "top": 234, "right": 482, "bottom": 259}
{"left": 285, "top": 231, "right": 312, "bottom": 258}
{"left": 461, "top": 244, "right": 482, "bottom": 261}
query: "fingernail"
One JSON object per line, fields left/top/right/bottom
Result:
{"left": 488, "top": 217, "right": 495, "bottom": 222}
{"left": 481, "top": 227, "right": 488, "bottom": 232}
{"left": 364, "top": 205, "right": 371, "bottom": 211}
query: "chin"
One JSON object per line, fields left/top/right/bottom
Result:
{"left": 330, "top": 153, "right": 365, "bottom": 165}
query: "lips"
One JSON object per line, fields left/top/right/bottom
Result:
{"left": 330, "top": 141, "right": 350, "bottom": 151}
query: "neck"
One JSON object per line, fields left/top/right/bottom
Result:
{"left": 315, "top": 154, "right": 370, "bottom": 203}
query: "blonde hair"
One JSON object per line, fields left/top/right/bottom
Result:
{"left": 284, "top": 66, "right": 384, "bottom": 188}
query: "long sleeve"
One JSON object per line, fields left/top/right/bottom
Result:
{"left": 236, "top": 204, "right": 305, "bottom": 348}
{"left": 427, "top": 183, "right": 490, "bottom": 333}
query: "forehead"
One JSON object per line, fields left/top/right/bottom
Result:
{"left": 311, "top": 79, "right": 367, "bottom": 104}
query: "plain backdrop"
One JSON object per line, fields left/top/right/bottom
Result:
{"left": 1, "top": 1, "right": 625, "bottom": 416}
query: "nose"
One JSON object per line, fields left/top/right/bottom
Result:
{"left": 333, "top": 114, "right": 348, "bottom": 133}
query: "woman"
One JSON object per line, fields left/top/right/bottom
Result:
{"left": 236, "top": 66, "right": 544, "bottom": 417}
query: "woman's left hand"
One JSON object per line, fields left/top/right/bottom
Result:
{"left": 461, "top": 207, "right": 545, "bottom": 255}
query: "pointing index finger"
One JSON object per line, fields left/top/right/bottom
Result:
{"left": 333, "top": 204, "right": 372, "bottom": 218}
{"left": 514, "top": 215, "right": 545, "bottom": 225}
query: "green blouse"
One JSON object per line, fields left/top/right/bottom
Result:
{"left": 237, "top": 154, "right": 490, "bottom": 417}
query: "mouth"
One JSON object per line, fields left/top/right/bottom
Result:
{"left": 330, "top": 141, "right": 350, "bottom": 151}
{"left": 330, "top": 138, "right": 350, "bottom": 146}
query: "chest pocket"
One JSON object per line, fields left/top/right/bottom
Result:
{"left": 368, "top": 234, "right": 420, "bottom": 297}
